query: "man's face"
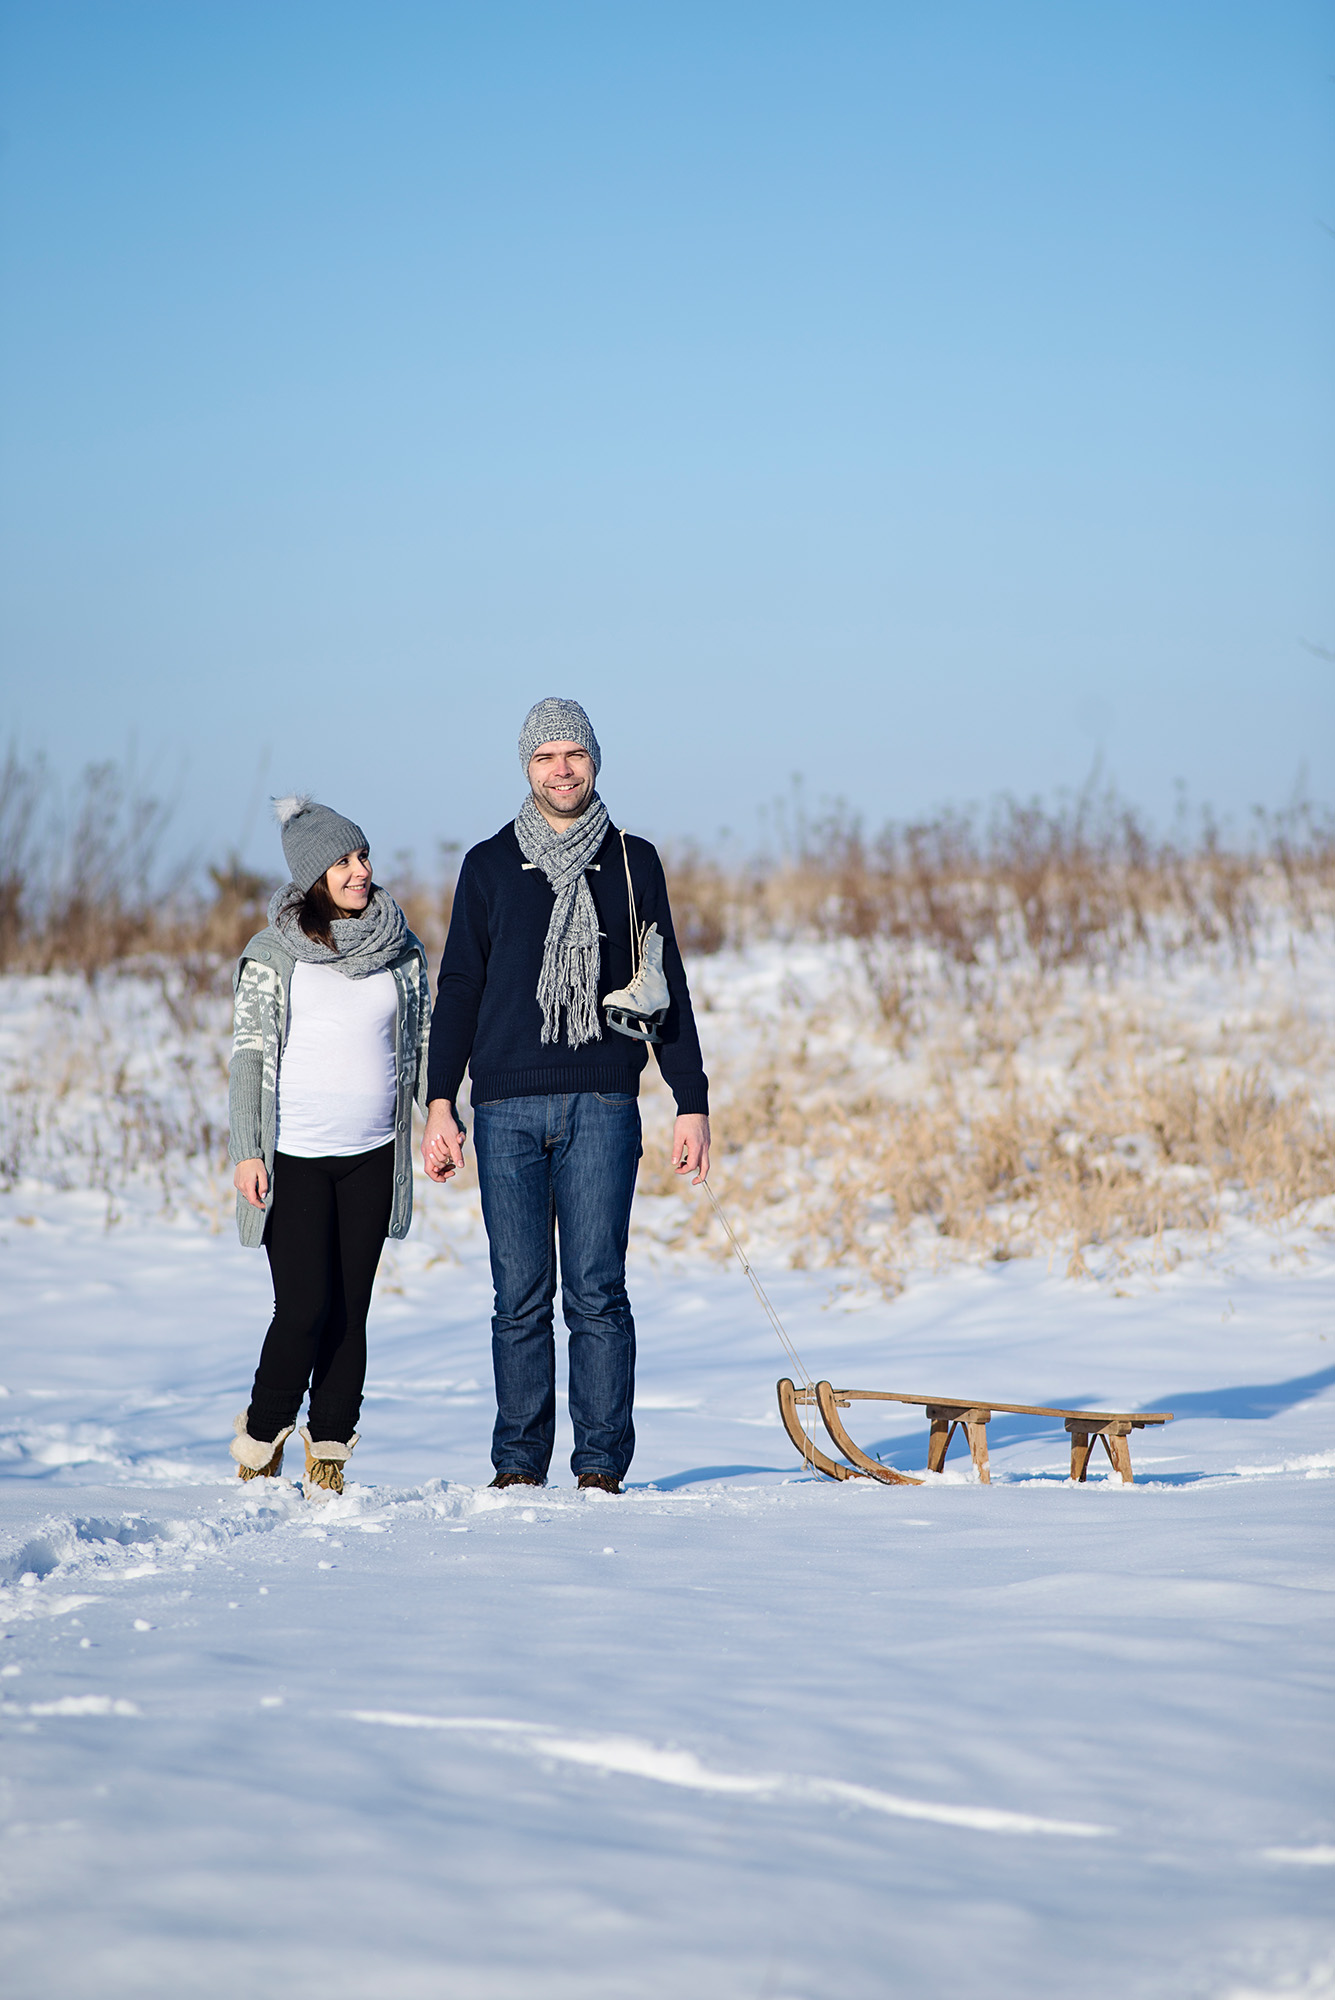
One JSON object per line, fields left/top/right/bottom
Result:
{"left": 528, "top": 740, "right": 595, "bottom": 822}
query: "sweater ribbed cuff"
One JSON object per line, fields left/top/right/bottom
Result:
{"left": 669, "top": 1085, "right": 710, "bottom": 1117}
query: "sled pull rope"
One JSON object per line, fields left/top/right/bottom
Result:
{"left": 699, "top": 1180, "right": 822, "bottom": 1471}
{"left": 699, "top": 1180, "right": 815, "bottom": 1395}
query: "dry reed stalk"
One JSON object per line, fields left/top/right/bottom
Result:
{"left": 664, "top": 791, "right": 1335, "bottom": 973}
{"left": 0, "top": 750, "right": 464, "bottom": 977}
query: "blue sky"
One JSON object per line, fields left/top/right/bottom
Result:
{"left": 1, "top": 0, "right": 1330, "bottom": 873}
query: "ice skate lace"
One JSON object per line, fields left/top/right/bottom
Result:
{"left": 618, "top": 829, "right": 645, "bottom": 980}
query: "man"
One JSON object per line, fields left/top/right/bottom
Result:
{"left": 422, "top": 697, "right": 710, "bottom": 1494}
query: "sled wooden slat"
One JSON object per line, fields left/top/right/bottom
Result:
{"left": 792, "top": 1389, "right": 1174, "bottom": 1423}
{"left": 781, "top": 1382, "right": 1172, "bottom": 1485}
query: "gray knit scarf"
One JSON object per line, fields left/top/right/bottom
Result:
{"left": 514, "top": 791, "right": 611, "bottom": 1047}
{"left": 268, "top": 883, "right": 408, "bottom": 979}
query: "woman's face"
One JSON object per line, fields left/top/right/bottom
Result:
{"left": 324, "top": 848, "right": 372, "bottom": 917}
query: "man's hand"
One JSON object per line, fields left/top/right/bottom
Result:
{"left": 422, "top": 1099, "right": 466, "bottom": 1183}
{"left": 233, "top": 1158, "right": 268, "bottom": 1210}
{"left": 672, "top": 1113, "right": 710, "bottom": 1185}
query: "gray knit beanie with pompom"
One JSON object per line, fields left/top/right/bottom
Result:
{"left": 518, "top": 697, "right": 602, "bottom": 776}
{"left": 273, "top": 795, "right": 369, "bottom": 894}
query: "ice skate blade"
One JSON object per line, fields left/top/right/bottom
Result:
{"left": 604, "top": 1005, "right": 664, "bottom": 1044}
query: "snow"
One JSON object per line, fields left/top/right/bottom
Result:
{"left": 0, "top": 936, "right": 1333, "bottom": 1997}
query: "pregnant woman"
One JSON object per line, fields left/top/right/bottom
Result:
{"left": 227, "top": 795, "right": 436, "bottom": 1497}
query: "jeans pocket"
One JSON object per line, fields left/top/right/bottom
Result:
{"left": 593, "top": 1092, "right": 635, "bottom": 1106}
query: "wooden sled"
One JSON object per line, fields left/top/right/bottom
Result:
{"left": 779, "top": 1382, "right": 1173, "bottom": 1484}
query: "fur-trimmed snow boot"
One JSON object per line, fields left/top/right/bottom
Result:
{"left": 229, "top": 1411, "right": 295, "bottom": 1481}
{"left": 300, "top": 1429, "right": 358, "bottom": 1500}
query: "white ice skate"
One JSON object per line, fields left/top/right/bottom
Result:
{"left": 603, "top": 923, "right": 669, "bottom": 1043}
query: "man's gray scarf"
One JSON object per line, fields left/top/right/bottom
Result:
{"left": 514, "top": 792, "right": 610, "bottom": 1047}
{"left": 268, "top": 884, "right": 408, "bottom": 979}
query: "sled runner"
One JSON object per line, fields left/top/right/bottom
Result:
{"left": 779, "top": 1382, "right": 1173, "bottom": 1484}
{"left": 777, "top": 1378, "right": 926, "bottom": 1483}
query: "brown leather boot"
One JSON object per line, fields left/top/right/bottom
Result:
{"left": 300, "top": 1429, "right": 357, "bottom": 1500}
{"left": 489, "top": 1471, "right": 545, "bottom": 1489}
{"left": 577, "top": 1472, "right": 622, "bottom": 1495}
{"left": 229, "top": 1412, "right": 295, "bottom": 1481}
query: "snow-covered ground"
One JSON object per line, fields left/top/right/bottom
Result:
{"left": 1, "top": 1164, "right": 1332, "bottom": 1998}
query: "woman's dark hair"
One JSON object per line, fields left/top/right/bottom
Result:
{"left": 297, "top": 876, "right": 340, "bottom": 950}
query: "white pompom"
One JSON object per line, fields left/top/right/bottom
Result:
{"left": 272, "top": 793, "right": 313, "bottom": 828}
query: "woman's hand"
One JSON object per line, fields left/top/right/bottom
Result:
{"left": 234, "top": 1159, "right": 269, "bottom": 1210}
{"left": 422, "top": 1100, "right": 466, "bottom": 1184}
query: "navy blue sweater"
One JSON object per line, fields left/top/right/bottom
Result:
{"left": 427, "top": 821, "right": 709, "bottom": 1115}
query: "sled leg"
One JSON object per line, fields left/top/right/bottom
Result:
{"left": 1101, "top": 1429, "right": 1135, "bottom": 1483}
{"left": 927, "top": 1418, "right": 955, "bottom": 1473}
{"left": 814, "top": 1382, "right": 923, "bottom": 1487}
{"left": 926, "top": 1406, "right": 992, "bottom": 1481}
{"left": 1068, "top": 1427, "right": 1093, "bottom": 1482}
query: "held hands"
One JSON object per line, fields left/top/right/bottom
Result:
{"left": 672, "top": 1113, "right": 711, "bottom": 1185}
{"left": 422, "top": 1099, "right": 466, "bottom": 1184}
{"left": 233, "top": 1159, "right": 269, "bottom": 1210}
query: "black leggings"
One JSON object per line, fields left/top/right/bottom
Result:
{"left": 248, "top": 1144, "right": 394, "bottom": 1445}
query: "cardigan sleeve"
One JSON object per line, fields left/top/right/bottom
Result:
{"left": 413, "top": 950, "right": 433, "bottom": 1113}
{"left": 228, "top": 959, "right": 268, "bottom": 1164}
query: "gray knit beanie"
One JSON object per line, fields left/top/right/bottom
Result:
{"left": 518, "top": 697, "right": 602, "bottom": 776}
{"left": 272, "top": 794, "right": 369, "bottom": 894}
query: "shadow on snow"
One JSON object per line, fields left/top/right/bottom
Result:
{"left": 641, "top": 1464, "right": 790, "bottom": 1491}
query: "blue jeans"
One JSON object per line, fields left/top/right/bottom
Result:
{"left": 473, "top": 1092, "right": 642, "bottom": 1481}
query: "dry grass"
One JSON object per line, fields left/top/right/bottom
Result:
{"left": 643, "top": 789, "right": 1335, "bottom": 1291}
{"left": 5, "top": 747, "right": 1331, "bottom": 985}
{"left": 637, "top": 939, "right": 1335, "bottom": 1293}
{"left": 663, "top": 788, "right": 1335, "bottom": 972}
{"left": 0, "top": 749, "right": 274, "bottom": 977}
{"left": 0, "top": 750, "right": 464, "bottom": 979}
{"left": 0, "top": 969, "right": 232, "bottom": 1213}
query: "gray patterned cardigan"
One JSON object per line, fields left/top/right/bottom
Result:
{"left": 227, "top": 925, "right": 432, "bottom": 1248}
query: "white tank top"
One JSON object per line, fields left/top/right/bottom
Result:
{"left": 275, "top": 962, "right": 398, "bottom": 1158}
